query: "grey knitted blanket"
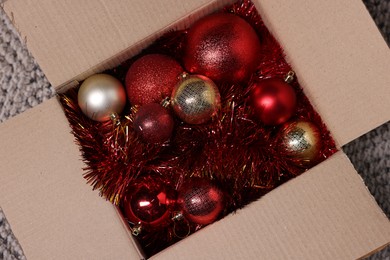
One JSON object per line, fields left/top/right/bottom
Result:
{"left": 0, "top": 1, "right": 389, "bottom": 259}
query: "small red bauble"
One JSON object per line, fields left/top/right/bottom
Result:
{"left": 126, "top": 54, "right": 184, "bottom": 106}
{"left": 249, "top": 78, "right": 296, "bottom": 125}
{"left": 123, "top": 177, "right": 176, "bottom": 229}
{"left": 183, "top": 13, "right": 261, "bottom": 83}
{"left": 177, "top": 178, "right": 224, "bottom": 225}
{"left": 133, "top": 103, "right": 175, "bottom": 144}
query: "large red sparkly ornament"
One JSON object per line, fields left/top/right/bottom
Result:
{"left": 177, "top": 178, "right": 224, "bottom": 225}
{"left": 123, "top": 177, "right": 176, "bottom": 232}
{"left": 183, "top": 13, "right": 261, "bottom": 83}
{"left": 133, "top": 103, "right": 175, "bottom": 144}
{"left": 126, "top": 54, "right": 184, "bottom": 106}
{"left": 278, "top": 121, "right": 322, "bottom": 167}
{"left": 249, "top": 78, "right": 296, "bottom": 125}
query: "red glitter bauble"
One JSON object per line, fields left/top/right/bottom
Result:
{"left": 183, "top": 13, "right": 261, "bottom": 83}
{"left": 249, "top": 78, "right": 296, "bottom": 125}
{"left": 278, "top": 121, "right": 322, "bottom": 167}
{"left": 133, "top": 103, "right": 175, "bottom": 144}
{"left": 177, "top": 178, "right": 224, "bottom": 225}
{"left": 126, "top": 54, "right": 184, "bottom": 106}
{"left": 123, "top": 177, "right": 176, "bottom": 228}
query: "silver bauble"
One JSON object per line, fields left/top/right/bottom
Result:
{"left": 78, "top": 74, "right": 126, "bottom": 122}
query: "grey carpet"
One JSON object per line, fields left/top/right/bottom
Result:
{"left": 0, "top": 1, "right": 389, "bottom": 259}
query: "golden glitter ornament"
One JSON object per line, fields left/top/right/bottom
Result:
{"left": 279, "top": 121, "right": 322, "bottom": 167}
{"left": 171, "top": 73, "right": 220, "bottom": 124}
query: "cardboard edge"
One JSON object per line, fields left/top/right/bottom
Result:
{"left": 253, "top": 0, "right": 390, "bottom": 147}
{"left": 359, "top": 242, "right": 390, "bottom": 260}
{"left": 54, "top": 0, "right": 234, "bottom": 93}
{"left": 114, "top": 205, "right": 146, "bottom": 260}
{"left": 151, "top": 151, "right": 390, "bottom": 259}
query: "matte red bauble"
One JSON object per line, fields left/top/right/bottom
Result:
{"left": 183, "top": 13, "right": 261, "bottom": 83}
{"left": 123, "top": 177, "right": 176, "bottom": 229}
{"left": 177, "top": 178, "right": 224, "bottom": 225}
{"left": 133, "top": 103, "right": 175, "bottom": 143}
{"left": 249, "top": 78, "right": 296, "bottom": 125}
{"left": 126, "top": 54, "right": 184, "bottom": 106}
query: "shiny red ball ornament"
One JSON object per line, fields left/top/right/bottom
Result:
{"left": 126, "top": 54, "right": 184, "bottom": 106}
{"left": 183, "top": 13, "right": 261, "bottom": 83}
{"left": 133, "top": 103, "right": 175, "bottom": 143}
{"left": 249, "top": 78, "right": 296, "bottom": 125}
{"left": 123, "top": 177, "right": 176, "bottom": 229}
{"left": 177, "top": 178, "right": 224, "bottom": 225}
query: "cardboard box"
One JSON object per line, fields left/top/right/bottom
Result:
{"left": 1, "top": 0, "right": 389, "bottom": 259}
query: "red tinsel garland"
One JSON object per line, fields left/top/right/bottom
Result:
{"left": 59, "top": 0, "right": 337, "bottom": 256}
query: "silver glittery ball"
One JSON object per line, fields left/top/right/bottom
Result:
{"left": 171, "top": 74, "right": 221, "bottom": 124}
{"left": 78, "top": 74, "right": 126, "bottom": 122}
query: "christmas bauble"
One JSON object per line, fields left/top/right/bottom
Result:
{"left": 249, "top": 78, "right": 296, "bottom": 125}
{"left": 171, "top": 74, "right": 220, "bottom": 124}
{"left": 123, "top": 177, "right": 176, "bottom": 229}
{"left": 183, "top": 13, "right": 261, "bottom": 83}
{"left": 133, "top": 103, "right": 175, "bottom": 143}
{"left": 177, "top": 178, "right": 224, "bottom": 225}
{"left": 78, "top": 74, "right": 126, "bottom": 122}
{"left": 126, "top": 54, "right": 184, "bottom": 106}
{"left": 279, "top": 121, "right": 322, "bottom": 166}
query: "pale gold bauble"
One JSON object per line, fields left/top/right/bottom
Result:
{"left": 279, "top": 121, "right": 322, "bottom": 166}
{"left": 78, "top": 74, "right": 126, "bottom": 122}
{"left": 171, "top": 74, "right": 220, "bottom": 124}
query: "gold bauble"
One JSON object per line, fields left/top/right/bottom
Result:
{"left": 279, "top": 121, "right": 322, "bottom": 166}
{"left": 171, "top": 74, "right": 220, "bottom": 124}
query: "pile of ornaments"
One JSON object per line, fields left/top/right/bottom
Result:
{"left": 76, "top": 13, "right": 322, "bottom": 237}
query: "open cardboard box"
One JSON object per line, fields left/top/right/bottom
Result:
{"left": 0, "top": 0, "right": 389, "bottom": 259}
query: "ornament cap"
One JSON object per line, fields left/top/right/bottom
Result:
{"left": 171, "top": 211, "right": 184, "bottom": 221}
{"left": 109, "top": 113, "right": 121, "bottom": 126}
{"left": 160, "top": 97, "right": 171, "bottom": 108}
{"left": 284, "top": 70, "right": 295, "bottom": 83}
{"left": 131, "top": 223, "right": 143, "bottom": 236}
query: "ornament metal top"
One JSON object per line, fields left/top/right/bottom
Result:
{"left": 171, "top": 73, "right": 221, "bottom": 125}
{"left": 78, "top": 74, "right": 126, "bottom": 122}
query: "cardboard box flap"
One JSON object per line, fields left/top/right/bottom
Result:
{"left": 5, "top": 0, "right": 389, "bottom": 146}
{"left": 153, "top": 152, "right": 390, "bottom": 260}
{"left": 254, "top": 0, "right": 390, "bottom": 146}
{"left": 2, "top": 0, "right": 222, "bottom": 90}
{"left": 0, "top": 98, "right": 141, "bottom": 259}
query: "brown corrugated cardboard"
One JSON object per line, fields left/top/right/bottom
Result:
{"left": 255, "top": 0, "right": 390, "bottom": 146}
{"left": 4, "top": 0, "right": 390, "bottom": 146}
{"left": 1, "top": 0, "right": 389, "bottom": 259}
{"left": 0, "top": 99, "right": 142, "bottom": 259}
{"left": 3, "top": 0, "right": 226, "bottom": 91}
{"left": 152, "top": 152, "right": 390, "bottom": 260}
